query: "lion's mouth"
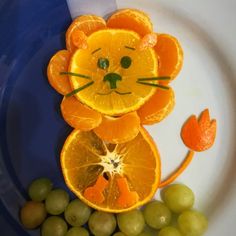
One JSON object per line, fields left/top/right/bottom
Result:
{"left": 97, "top": 90, "right": 132, "bottom": 96}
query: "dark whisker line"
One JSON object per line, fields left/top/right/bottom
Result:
{"left": 125, "top": 46, "right": 135, "bottom": 50}
{"left": 137, "top": 81, "right": 169, "bottom": 90}
{"left": 65, "top": 81, "right": 94, "bottom": 97}
{"left": 137, "top": 76, "right": 171, "bottom": 81}
{"left": 60, "top": 72, "right": 91, "bottom": 79}
{"left": 115, "top": 91, "right": 132, "bottom": 95}
{"left": 91, "top": 48, "right": 101, "bottom": 54}
{"left": 97, "top": 91, "right": 113, "bottom": 96}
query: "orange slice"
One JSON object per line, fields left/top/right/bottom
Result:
{"left": 94, "top": 112, "right": 140, "bottom": 143}
{"left": 107, "top": 9, "right": 153, "bottom": 36}
{"left": 138, "top": 88, "right": 175, "bottom": 125}
{"left": 69, "top": 29, "right": 158, "bottom": 116}
{"left": 61, "top": 127, "right": 161, "bottom": 213}
{"left": 66, "top": 15, "right": 106, "bottom": 52}
{"left": 60, "top": 96, "right": 102, "bottom": 131}
{"left": 154, "top": 34, "right": 183, "bottom": 81}
{"left": 47, "top": 50, "right": 71, "bottom": 95}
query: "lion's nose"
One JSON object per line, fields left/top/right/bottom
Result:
{"left": 103, "top": 73, "right": 122, "bottom": 89}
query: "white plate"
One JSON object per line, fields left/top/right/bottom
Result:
{"left": 69, "top": 0, "right": 236, "bottom": 234}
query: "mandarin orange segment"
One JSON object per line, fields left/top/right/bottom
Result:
{"left": 93, "top": 112, "right": 140, "bottom": 144}
{"left": 60, "top": 127, "right": 160, "bottom": 212}
{"left": 138, "top": 33, "right": 157, "bottom": 50}
{"left": 47, "top": 50, "right": 71, "bottom": 95}
{"left": 107, "top": 9, "right": 153, "bottom": 36}
{"left": 66, "top": 15, "right": 106, "bottom": 52}
{"left": 137, "top": 87, "right": 175, "bottom": 125}
{"left": 69, "top": 29, "right": 158, "bottom": 116}
{"left": 60, "top": 96, "right": 102, "bottom": 131}
{"left": 154, "top": 34, "right": 183, "bottom": 80}
{"left": 71, "top": 29, "right": 88, "bottom": 49}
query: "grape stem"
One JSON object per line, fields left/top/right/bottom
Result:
{"left": 159, "top": 150, "right": 195, "bottom": 188}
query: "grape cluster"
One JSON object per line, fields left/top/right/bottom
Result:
{"left": 20, "top": 178, "right": 208, "bottom": 236}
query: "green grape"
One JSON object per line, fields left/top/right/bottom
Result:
{"left": 113, "top": 232, "right": 126, "bottom": 236}
{"left": 162, "top": 184, "right": 195, "bottom": 213}
{"left": 117, "top": 209, "right": 145, "bottom": 236}
{"left": 20, "top": 201, "right": 47, "bottom": 229}
{"left": 158, "top": 226, "right": 182, "bottom": 236}
{"left": 28, "top": 177, "right": 53, "bottom": 201}
{"left": 143, "top": 200, "right": 171, "bottom": 230}
{"left": 64, "top": 199, "right": 91, "bottom": 226}
{"left": 88, "top": 211, "right": 116, "bottom": 236}
{"left": 41, "top": 216, "right": 68, "bottom": 236}
{"left": 66, "top": 226, "right": 89, "bottom": 236}
{"left": 178, "top": 210, "right": 208, "bottom": 236}
{"left": 45, "top": 189, "right": 69, "bottom": 215}
{"left": 138, "top": 232, "right": 152, "bottom": 236}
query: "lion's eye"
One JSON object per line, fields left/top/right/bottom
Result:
{"left": 120, "top": 56, "right": 132, "bottom": 69}
{"left": 97, "top": 58, "right": 109, "bottom": 69}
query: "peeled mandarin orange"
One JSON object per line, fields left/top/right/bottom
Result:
{"left": 60, "top": 127, "right": 161, "bottom": 212}
{"left": 66, "top": 15, "right": 106, "bottom": 52}
{"left": 138, "top": 88, "right": 175, "bottom": 125}
{"left": 93, "top": 112, "right": 140, "bottom": 143}
{"left": 107, "top": 9, "right": 153, "bottom": 36}
{"left": 69, "top": 29, "right": 158, "bottom": 116}
{"left": 154, "top": 34, "right": 183, "bottom": 81}
{"left": 60, "top": 96, "right": 102, "bottom": 131}
{"left": 47, "top": 50, "right": 71, "bottom": 95}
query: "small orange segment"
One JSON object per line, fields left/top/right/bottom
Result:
{"left": 94, "top": 112, "right": 140, "bottom": 144}
{"left": 60, "top": 127, "right": 160, "bottom": 212}
{"left": 71, "top": 29, "right": 88, "bottom": 49}
{"left": 116, "top": 177, "right": 139, "bottom": 208}
{"left": 84, "top": 175, "right": 109, "bottom": 204}
{"left": 107, "top": 9, "right": 153, "bottom": 36}
{"left": 154, "top": 34, "right": 183, "bottom": 80}
{"left": 138, "top": 33, "right": 157, "bottom": 50}
{"left": 66, "top": 15, "right": 106, "bottom": 52}
{"left": 61, "top": 96, "right": 102, "bottom": 131}
{"left": 138, "top": 88, "right": 175, "bottom": 125}
{"left": 47, "top": 50, "right": 71, "bottom": 95}
{"left": 181, "top": 109, "right": 217, "bottom": 151}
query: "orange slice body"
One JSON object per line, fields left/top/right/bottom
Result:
{"left": 61, "top": 127, "right": 161, "bottom": 213}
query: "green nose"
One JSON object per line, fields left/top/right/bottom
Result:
{"left": 103, "top": 73, "right": 122, "bottom": 89}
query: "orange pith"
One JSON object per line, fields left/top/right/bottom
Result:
{"left": 60, "top": 127, "right": 161, "bottom": 212}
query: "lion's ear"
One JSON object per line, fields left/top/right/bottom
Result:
{"left": 138, "top": 33, "right": 157, "bottom": 50}
{"left": 70, "top": 29, "right": 88, "bottom": 50}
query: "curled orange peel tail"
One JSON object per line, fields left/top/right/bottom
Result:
{"left": 84, "top": 175, "right": 109, "bottom": 204}
{"left": 159, "top": 150, "right": 195, "bottom": 188}
{"left": 181, "top": 109, "right": 217, "bottom": 152}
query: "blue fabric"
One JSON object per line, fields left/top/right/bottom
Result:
{"left": 0, "top": 0, "right": 72, "bottom": 235}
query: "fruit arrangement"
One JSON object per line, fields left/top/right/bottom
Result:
{"left": 20, "top": 178, "right": 208, "bottom": 236}
{"left": 20, "top": 8, "right": 217, "bottom": 236}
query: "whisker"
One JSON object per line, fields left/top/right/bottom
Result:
{"left": 60, "top": 72, "right": 91, "bottom": 79}
{"left": 66, "top": 81, "right": 94, "bottom": 97}
{"left": 115, "top": 91, "right": 132, "bottom": 95}
{"left": 97, "top": 91, "right": 113, "bottom": 96}
{"left": 137, "top": 81, "right": 169, "bottom": 90}
{"left": 137, "top": 76, "right": 170, "bottom": 81}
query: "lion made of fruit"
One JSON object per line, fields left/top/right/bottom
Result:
{"left": 47, "top": 9, "right": 217, "bottom": 212}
